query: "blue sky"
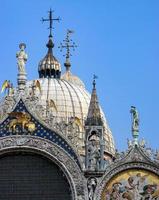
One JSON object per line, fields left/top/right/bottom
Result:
{"left": 0, "top": 0, "right": 159, "bottom": 150}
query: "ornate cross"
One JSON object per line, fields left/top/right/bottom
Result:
{"left": 59, "top": 29, "right": 77, "bottom": 67}
{"left": 41, "top": 9, "right": 60, "bottom": 37}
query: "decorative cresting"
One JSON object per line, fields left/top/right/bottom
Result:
{"left": 0, "top": 135, "right": 87, "bottom": 200}
{"left": 94, "top": 144, "right": 159, "bottom": 200}
{"left": 0, "top": 99, "right": 81, "bottom": 168}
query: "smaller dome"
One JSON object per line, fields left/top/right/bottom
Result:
{"left": 61, "top": 70, "right": 85, "bottom": 88}
{"left": 38, "top": 37, "right": 61, "bottom": 79}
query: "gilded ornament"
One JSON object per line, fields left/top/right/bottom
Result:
{"left": 8, "top": 112, "right": 36, "bottom": 132}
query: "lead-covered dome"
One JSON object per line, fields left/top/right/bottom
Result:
{"left": 3, "top": 31, "right": 115, "bottom": 156}
{"left": 25, "top": 33, "right": 115, "bottom": 156}
{"left": 26, "top": 76, "right": 115, "bottom": 156}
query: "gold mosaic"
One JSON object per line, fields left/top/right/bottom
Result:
{"left": 101, "top": 169, "right": 159, "bottom": 200}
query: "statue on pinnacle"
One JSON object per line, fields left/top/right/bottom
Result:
{"left": 16, "top": 43, "right": 28, "bottom": 74}
{"left": 130, "top": 106, "right": 139, "bottom": 144}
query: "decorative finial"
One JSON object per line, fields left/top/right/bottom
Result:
{"left": 59, "top": 29, "right": 77, "bottom": 71}
{"left": 41, "top": 9, "right": 60, "bottom": 50}
{"left": 42, "top": 9, "right": 60, "bottom": 38}
{"left": 16, "top": 43, "right": 28, "bottom": 91}
{"left": 130, "top": 106, "right": 139, "bottom": 145}
{"left": 93, "top": 74, "right": 98, "bottom": 89}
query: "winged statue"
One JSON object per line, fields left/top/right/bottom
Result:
{"left": 1, "top": 80, "right": 14, "bottom": 96}
{"left": 8, "top": 112, "right": 36, "bottom": 132}
{"left": 30, "top": 80, "right": 41, "bottom": 96}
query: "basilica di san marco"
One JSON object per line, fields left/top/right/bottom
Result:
{"left": 0, "top": 10, "right": 158, "bottom": 200}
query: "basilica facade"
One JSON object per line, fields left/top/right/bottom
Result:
{"left": 0, "top": 10, "right": 159, "bottom": 200}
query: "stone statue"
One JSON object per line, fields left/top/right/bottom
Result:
{"left": 88, "top": 140, "right": 100, "bottom": 170}
{"left": 127, "top": 138, "right": 132, "bottom": 148}
{"left": 130, "top": 106, "right": 139, "bottom": 143}
{"left": 154, "top": 150, "right": 159, "bottom": 162}
{"left": 16, "top": 43, "right": 28, "bottom": 73}
{"left": 140, "top": 138, "right": 146, "bottom": 148}
{"left": 87, "top": 178, "right": 97, "bottom": 200}
{"left": 130, "top": 106, "right": 139, "bottom": 131}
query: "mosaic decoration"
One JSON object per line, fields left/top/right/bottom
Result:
{"left": 102, "top": 169, "right": 159, "bottom": 200}
{"left": 0, "top": 99, "right": 80, "bottom": 167}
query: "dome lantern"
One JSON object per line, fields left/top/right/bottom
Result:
{"left": 38, "top": 36, "right": 61, "bottom": 79}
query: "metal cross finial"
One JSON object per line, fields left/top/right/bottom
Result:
{"left": 59, "top": 29, "right": 77, "bottom": 70}
{"left": 41, "top": 9, "right": 60, "bottom": 38}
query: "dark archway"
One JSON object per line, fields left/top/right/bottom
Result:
{"left": 0, "top": 152, "right": 72, "bottom": 200}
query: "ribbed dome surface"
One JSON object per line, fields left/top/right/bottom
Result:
{"left": 39, "top": 78, "right": 90, "bottom": 119}
{"left": 38, "top": 54, "right": 61, "bottom": 72}
{"left": 27, "top": 78, "right": 115, "bottom": 155}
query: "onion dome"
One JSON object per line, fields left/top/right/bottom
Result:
{"left": 38, "top": 37, "right": 61, "bottom": 79}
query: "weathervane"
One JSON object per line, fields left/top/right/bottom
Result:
{"left": 41, "top": 9, "right": 60, "bottom": 38}
{"left": 59, "top": 29, "right": 77, "bottom": 71}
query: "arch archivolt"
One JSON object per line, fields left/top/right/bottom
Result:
{"left": 0, "top": 135, "right": 87, "bottom": 200}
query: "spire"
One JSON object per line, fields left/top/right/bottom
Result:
{"left": 59, "top": 29, "right": 77, "bottom": 72}
{"left": 38, "top": 10, "right": 61, "bottom": 79}
{"left": 85, "top": 75, "right": 103, "bottom": 126}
